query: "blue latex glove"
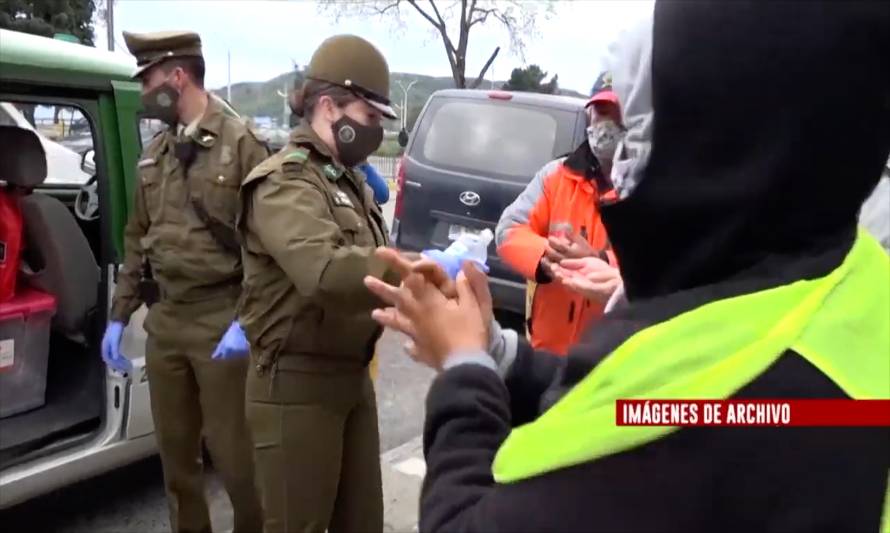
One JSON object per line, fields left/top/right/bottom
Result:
{"left": 101, "top": 321, "right": 132, "bottom": 373}
{"left": 359, "top": 162, "right": 390, "bottom": 204}
{"left": 212, "top": 321, "right": 250, "bottom": 360}
{"left": 421, "top": 249, "right": 490, "bottom": 280}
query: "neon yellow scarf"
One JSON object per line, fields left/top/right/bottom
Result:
{"left": 494, "top": 230, "right": 889, "bottom": 484}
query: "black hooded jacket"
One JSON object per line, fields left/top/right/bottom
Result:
{"left": 418, "top": 2, "right": 890, "bottom": 532}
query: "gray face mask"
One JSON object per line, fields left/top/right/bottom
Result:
{"left": 141, "top": 82, "right": 180, "bottom": 126}
{"left": 587, "top": 120, "right": 626, "bottom": 165}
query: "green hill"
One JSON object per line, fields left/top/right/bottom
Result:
{"left": 212, "top": 71, "right": 585, "bottom": 129}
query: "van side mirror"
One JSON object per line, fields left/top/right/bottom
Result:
{"left": 80, "top": 148, "right": 96, "bottom": 175}
{"left": 398, "top": 128, "right": 409, "bottom": 148}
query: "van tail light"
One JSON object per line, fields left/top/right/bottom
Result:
{"left": 394, "top": 155, "right": 407, "bottom": 219}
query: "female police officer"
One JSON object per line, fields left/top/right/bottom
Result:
{"left": 235, "top": 35, "right": 400, "bottom": 532}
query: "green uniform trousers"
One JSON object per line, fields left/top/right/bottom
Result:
{"left": 145, "top": 296, "right": 263, "bottom": 533}
{"left": 246, "top": 365, "right": 383, "bottom": 533}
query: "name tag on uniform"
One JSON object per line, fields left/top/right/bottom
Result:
{"left": 137, "top": 158, "right": 157, "bottom": 168}
{"left": 333, "top": 190, "right": 354, "bottom": 208}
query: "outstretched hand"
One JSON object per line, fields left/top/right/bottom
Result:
{"left": 373, "top": 247, "right": 455, "bottom": 297}
{"left": 365, "top": 250, "right": 492, "bottom": 371}
{"left": 547, "top": 230, "right": 596, "bottom": 260}
{"left": 551, "top": 256, "right": 622, "bottom": 304}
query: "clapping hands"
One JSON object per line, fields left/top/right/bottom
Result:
{"left": 364, "top": 249, "right": 492, "bottom": 371}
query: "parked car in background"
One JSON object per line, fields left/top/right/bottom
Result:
{"left": 391, "top": 89, "right": 588, "bottom": 323}
{"left": 0, "top": 102, "right": 91, "bottom": 186}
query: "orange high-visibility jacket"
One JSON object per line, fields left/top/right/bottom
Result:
{"left": 495, "top": 148, "right": 617, "bottom": 356}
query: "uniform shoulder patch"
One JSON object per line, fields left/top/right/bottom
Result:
{"left": 282, "top": 148, "right": 310, "bottom": 165}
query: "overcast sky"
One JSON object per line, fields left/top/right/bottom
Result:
{"left": 94, "top": 0, "right": 653, "bottom": 94}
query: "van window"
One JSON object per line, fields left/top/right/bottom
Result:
{"left": 415, "top": 99, "right": 576, "bottom": 181}
{"left": 139, "top": 118, "right": 167, "bottom": 149}
{"left": 0, "top": 102, "right": 94, "bottom": 186}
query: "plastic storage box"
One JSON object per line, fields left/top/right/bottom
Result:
{"left": 0, "top": 288, "right": 56, "bottom": 418}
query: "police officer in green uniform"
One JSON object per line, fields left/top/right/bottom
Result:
{"left": 236, "top": 35, "right": 400, "bottom": 532}
{"left": 101, "top": 30, "right": 267, "bottom": 533}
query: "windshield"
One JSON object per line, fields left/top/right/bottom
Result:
{"left": 414, "top": 98, "right": 579, "bottom": 182}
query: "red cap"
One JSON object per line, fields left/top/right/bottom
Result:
{"left": 586, "top": 71, "right": 619, "bottom": 108}
{"left": 586, "top": 89, "right": 619, "bottom": 108}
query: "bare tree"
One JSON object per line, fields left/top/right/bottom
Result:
{"left": 318, "top": 0, "right": 551, "bottom": 89}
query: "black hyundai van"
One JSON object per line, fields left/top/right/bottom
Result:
{"left": 391, "top": 89, "right": 588, "bottom": 322}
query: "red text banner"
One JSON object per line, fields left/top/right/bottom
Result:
{"left": 615, "top": 400, "right": 890, "bottom": 427}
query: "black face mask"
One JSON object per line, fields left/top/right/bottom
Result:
{"left": 332, "top": 115, "right": 383, "bottom": 168}
{"left": 141, "top": 83, "right": 180, "bottom": 126}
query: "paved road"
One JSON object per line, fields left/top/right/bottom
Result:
{"left": 0, "top": 200, "right": 434, "bottom": 532}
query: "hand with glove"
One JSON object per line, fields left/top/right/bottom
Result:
{"left": 101, "top": 321, "right": 132, "bottom": 373}
{"left": 358, "top": 162, "right": 390, "bottom": 204}
{"left": 212, "top": 321, "right": 250, "bottom": 360}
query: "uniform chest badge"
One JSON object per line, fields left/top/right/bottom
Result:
{"left": 323, "top": 164, "right": 343, "bottom": 182}
{"left": 333, "top": 190, "right": 354, "bottom": 208}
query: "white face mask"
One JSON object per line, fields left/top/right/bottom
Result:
{"left": 587, "top": 120, "right": 626, "bottom": 165}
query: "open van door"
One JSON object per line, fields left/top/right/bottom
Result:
{"left": 0, "top": 29, "right": 159, "bottom": 508}
{"left": 107, "top": 81, "right": 155, "bottom": 440}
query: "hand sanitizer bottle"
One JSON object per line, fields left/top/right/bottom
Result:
{"left": 422, "top": 229, "right": 493, "bottom": 280}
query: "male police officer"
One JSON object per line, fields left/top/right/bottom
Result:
{"left": 101, "top": 31, "right": 266, "bottom": 533}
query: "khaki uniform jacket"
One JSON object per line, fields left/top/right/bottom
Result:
{"left": 110, "top": 96, "right": 269, "bottom": 324}
{"left": 237, "top": 125, "right": 397, "bottom": 374}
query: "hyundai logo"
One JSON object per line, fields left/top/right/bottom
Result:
{"left": 459, "top": 191, "right": 481, "bottom": 207}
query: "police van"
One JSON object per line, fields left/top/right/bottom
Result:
{"left": 0, "top": 29, "right": 237, "bottom": 508}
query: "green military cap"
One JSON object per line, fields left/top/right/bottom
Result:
{"left": 306, "top": 34, "right": 397, "bottom": 120}
{"left": 122, "top": 30, "right": 203, "bottom": 79}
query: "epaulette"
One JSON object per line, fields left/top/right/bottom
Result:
{"left": 281, "top": 147, "right": 310, "bottom": 170}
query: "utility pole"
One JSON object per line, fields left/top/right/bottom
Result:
{"left": 105, "top": 0, "right": 115, "bottom": 51}
{"left": 227, "top": 50, "right": 232, "bottom": 102}
{"left": 276, "top": 79, "right": 289, "bottom": 128}
{"left": 396, "top": 79, "right": 418, "bottom": 131}
{"left": 283, "top": 79, "right": 288, "bottom": 128}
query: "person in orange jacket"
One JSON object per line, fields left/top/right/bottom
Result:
{"left": 495, "top": 72, "right": 623, "bottom": 355}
